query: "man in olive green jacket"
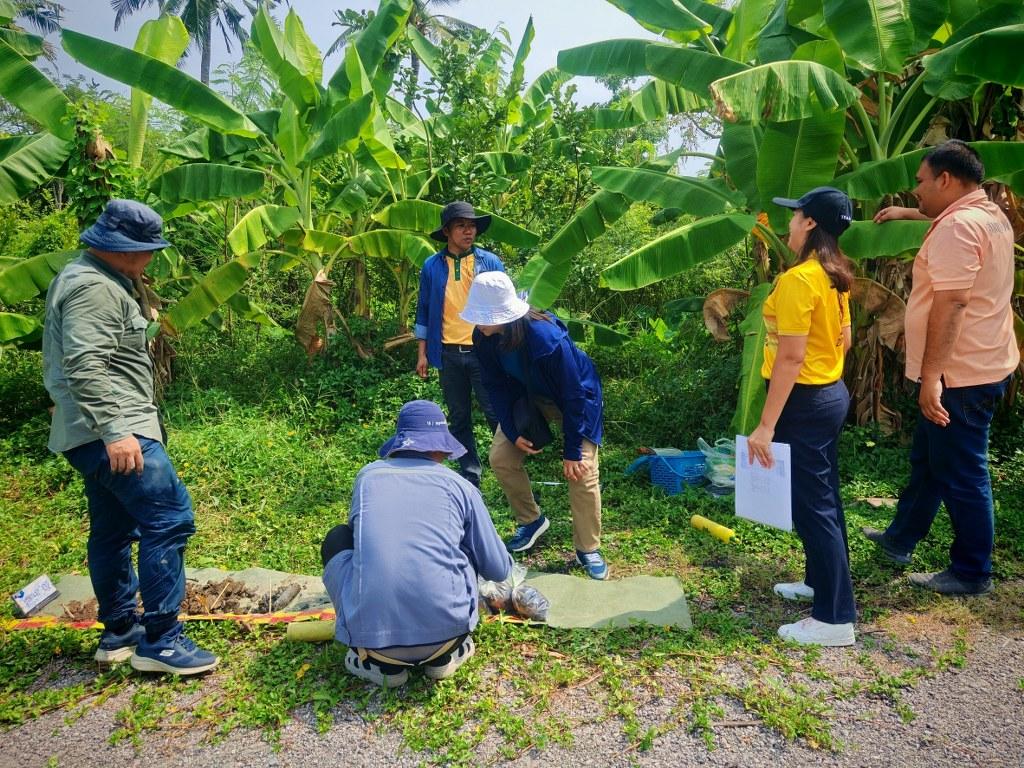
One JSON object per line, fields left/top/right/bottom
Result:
{"left": 43, "top": 200, "right": 217, "bottom": 676}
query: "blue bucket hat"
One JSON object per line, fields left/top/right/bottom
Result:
{"left": 378, "top": 400, "right": 468, "bottom": 459}
{"left": 80, "top": 199, "right": 171, "bottom": 252}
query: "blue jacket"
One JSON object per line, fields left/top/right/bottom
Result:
{"left": 322, "top": 458, "right": 512, "bottom": 649}
{"left": 474, "top": 315, "right": 603, "bottom": 461}
{"left": 414, "top": 246, "right": 505, "bottom": 369}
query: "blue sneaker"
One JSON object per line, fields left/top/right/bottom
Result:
{"left": 575, "top": 550, "right": 609, "bottom": 580}
{"left": 131, "top": 631, "right": 219, "bottom": 676}
{"left": 95, "top": 620, "right": 146, "bottom": 664}
{"left": 505, "top": 515, "right": 550, "bottom": 553}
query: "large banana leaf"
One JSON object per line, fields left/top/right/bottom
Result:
{"left": 374, "top": 200, "right": 539, "bottom": 248}
{"left": 722, "top": 0, "right": 776, "bottom": 63}
{"left": 594, "top": 79, "right": 705, "bottom": 130}
{"left": 0, "top": 133, "right": 71, "bottom": 205}
{"left": 476, "top": 151, "right": 532, "bottom": 177}
{"left": 519, "top": 253, "right": 573, "bottom": 310}
{"left": 162, "top": 251, "right": 263, "bottom": 335}
{"left": 158, "top": 127, "right": 258, "bottom": 162}
{"left": 822, "top": 0, "right": 917, "bottom": 74}
{"left": 346, "top": 229, "right": 435, "bottom": 267}
{"left": 0, "top": 28, "right": 45, "bottom": 60}
{"left": 757, "top": 0, "right": 818, "bottom": 63}
{"left": 601, "top": 213, "right": 757, "bottom": 290}
{"left": 328, "top": 0, "right": 412, "bottom": 97}
{"left": 227, "top": 205, "right": 302, "bottom": 255}
{"left": 0, "top": 249, "right": 79, "bottom": 305}
{"left": 710, "top": 60, "right": 860, "bottom": 123}
{"left": 508, "top": 16, "right": 534, "bottom": 94}
{"left": 128, "top": 16, "right": 189, "bottom": 168}
{"left": 251, "top": 7, "right": 320, "bottom": 114}
{"left": 925, "top": 24, "right": 1024, "bottom": 92}
{"left": 62, "top": 30, "right": 261, "bottom": 138}
{"left": 538, "top": 191, "right": 632, "bottom": 265}
{"left": 835, "top": 142, "right": 1024, "bottom": 198}
{"left": 301, "top": 93, "right": 374, "bottom": 166}
{"left": 644, "top": 43, "right": 748, "bottom": 95}
{"left": 731, "top": 282, "right": 772, "bottom": 435}
{"left": 720, "top": 122, "right": 763, "bottom": 213}
{"left": 0, "top": 311, "right": 37, "bottom": 344}
{"left": 407, "top": 25, "right": 440, "bottom": 76}
{"left": 553, "top": 308, "right": 631, "bottom": 346}
{"left": 224, "top": 292, "right": 279, "bottom": 329}
{"left": 284, "top": 9, "right": 323, "bottom": 85}
{"left": 604, "top": 0, "right": 712, "bottom": 37}
{"left": 0, "top": 38, "right": 72, "bottom": 140}
{"left": 591, "top": 166, "right": 746, "bottom": 216}
{"left": 839, "top": 220, "right": 929, "bottom": 259}
{"left": 757, "top": 111, "right": 845, "bottom": 231}
{"left": 556, "top": 39, "right": 653, "bottom": 78}
{"left": 909, "top": 0, "right": 950, "bottom": 51}
{"left": 151, "top": 164, "right": 265, "bottom": 205}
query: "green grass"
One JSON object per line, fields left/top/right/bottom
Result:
{"left": 1, "top": 327, "right": 1022, "bottom": 765}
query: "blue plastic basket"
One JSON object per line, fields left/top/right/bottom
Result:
{"left": 648, "top": 451, "right": 706, "bottom": 495}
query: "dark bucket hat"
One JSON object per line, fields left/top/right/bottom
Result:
{"left": 378, "top": 400, "right": 468, "bottom": 459}
{"left": 430, "top": 200, "right": 492, "bottom": 242}
{"left": 772, "top": 186, "right": 853, "bottom": 237}
{"left": 80, "top": 199, "right": 171, "bottom": 253}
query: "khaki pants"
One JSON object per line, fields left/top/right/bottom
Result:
{"left": 489, "top": 399, "right": 602, "bottom": 552}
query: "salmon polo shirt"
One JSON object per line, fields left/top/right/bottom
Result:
{"left": 904, "top": 189, "right": 1019, "bottom": 387}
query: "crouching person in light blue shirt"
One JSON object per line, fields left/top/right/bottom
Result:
{"left": 322, "top": 400, "right": 513, "bottom": 687}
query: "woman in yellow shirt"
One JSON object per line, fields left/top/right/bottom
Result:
{"left": 747, "top": 187, "right": 856, "bottom": 647}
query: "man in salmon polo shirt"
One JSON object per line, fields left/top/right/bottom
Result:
{"left": 863, "top": 140, "right": 1019, "bottom": 595}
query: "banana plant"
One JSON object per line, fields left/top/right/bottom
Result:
{"left": 536, "top": 0, "right": 1024, "bottom": 433}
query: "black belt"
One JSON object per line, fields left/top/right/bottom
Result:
{"left": 443, "top": 343, "right": 474, "bottom": 352}
{"left": 766, "top": 379, "right": 841, "bottom": 391}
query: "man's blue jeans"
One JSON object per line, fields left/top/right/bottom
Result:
{"left": 64, "top": 437, "right": 195, "bottom": 640}
{"left": 439, "top": 345, "right": 497, "bottom": 487}
{"left": 885, "top": 377, "right": 1009, "bottom": 583}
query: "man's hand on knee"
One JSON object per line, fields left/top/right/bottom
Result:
{"left": 106, "top": 436, "right": 144, "bottom": 475}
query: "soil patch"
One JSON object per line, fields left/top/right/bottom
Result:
{"left": 180, "top": 578, "right": 257, "bottom": 614}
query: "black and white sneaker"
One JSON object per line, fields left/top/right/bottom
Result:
{"left": 424, "top": 636, "right": 476, "bottom": 681}
{"left": 344, "top": 649, "right": 409, "bottom": 687}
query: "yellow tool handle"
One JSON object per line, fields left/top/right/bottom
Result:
{"left": 285, "top": 620, "right": 335, "bottom": 642}
{"left": 690, "top": 514, "right": 736, "bottom": 543}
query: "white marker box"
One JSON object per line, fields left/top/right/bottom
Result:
{"left": 12, "top": 574, "right": 59, "bottom": 617}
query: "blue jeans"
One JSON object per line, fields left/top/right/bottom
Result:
{"left": 772, "top": 380, "right": 856, "bottom": 625}
{"left": 64, "top": 437, "right": 195, "bottom": 640}
{"left": 439, "top": 345, "right": 497, "bottom": 487}
{"left": 885, "top": 377, "right": 1009, "bottom": 582}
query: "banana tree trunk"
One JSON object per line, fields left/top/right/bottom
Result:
{"left": 350, "top": 260, "right": 372, "bottom": 319}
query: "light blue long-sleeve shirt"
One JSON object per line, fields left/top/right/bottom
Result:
{"left": 322, "top": 457, "right": 512, "bottom": 649}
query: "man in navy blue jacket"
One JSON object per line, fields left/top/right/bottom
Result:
{"left": 414, "top": 201, "right": 504, "bottom": 488}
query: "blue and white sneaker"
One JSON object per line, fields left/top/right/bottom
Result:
{"left": 575, "top": 550, "right": 609, "bottom": 580}
{"left": 95, "top": 621, "right": 146, "bottom": 664}
{"left": 505, "top": 515, "right": 550, "bottom": 553}
{"left": 131, "top": 631, "right": 219, "bottom": 676}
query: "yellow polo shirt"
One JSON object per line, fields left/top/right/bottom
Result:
{"left": 442, "top": 253, "right": 475, "bottom": 345}
{"left": 761, "top": 257, "right": 850, "bottom": 385}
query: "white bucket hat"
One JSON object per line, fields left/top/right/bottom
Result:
{"left": 459, "top": 271, "right": 531, "bottom": 326}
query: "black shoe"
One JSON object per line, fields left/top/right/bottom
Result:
{"left": 908, "top": 568, "right": 993, "bottom": 596}
{"left": 861, "top": 527, "right": 911, "bottom": 565}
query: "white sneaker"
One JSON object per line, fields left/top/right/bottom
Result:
{"left": 778, "top": 617, "right": 855, "bottom": 647}
{"left": 773, "top": 581, "right": 814, "bottom": 601}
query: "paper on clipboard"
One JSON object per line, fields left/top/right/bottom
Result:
{"left": 734, "top": 435, "right": 792, "bottom": 531}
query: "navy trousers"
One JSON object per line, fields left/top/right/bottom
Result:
{"left": 772, "top": 380, "right": 856, "bottom": 625}
{"left": 64, "top": 437, "right": 195, "bottom": 641}
{"left": 438, "top": 345, "right": 498, "bottom": 487}
{"left": 885, "top": 377, "right": 1009, "bottom": 583}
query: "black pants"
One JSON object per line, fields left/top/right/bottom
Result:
{"left": 772, "top": 380, "right": 856, "bottom": 625}
{"left": 439, "top": 345, "right": 498, "bottom": 487}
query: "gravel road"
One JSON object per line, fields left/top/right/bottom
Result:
{"left": 3, "top": 624, "right": 1021, "bottom": 768}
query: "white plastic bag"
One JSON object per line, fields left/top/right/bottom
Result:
{"left": 698, "top": 437, "right": 736, "bottom": 488}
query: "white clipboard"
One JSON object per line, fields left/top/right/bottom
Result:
{"left": 734, "top": 435, "right": 792, "bottom": 532}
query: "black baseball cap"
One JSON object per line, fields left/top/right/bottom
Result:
{"left": 772, "top": 186, "right": 853, "bottom": 237}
